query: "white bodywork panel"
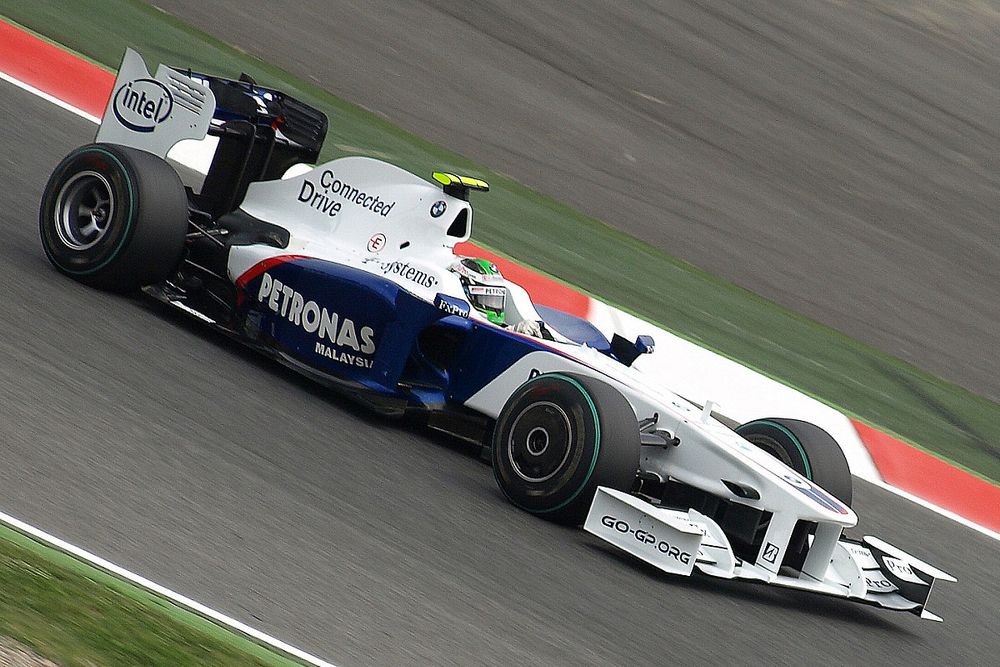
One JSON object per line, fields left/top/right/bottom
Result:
{"left": 239, "top": 156, "right": 471, "bottom": 255}
{"left": 466, "top": 349, "right": 857, "bottom": 524}
{"left": 227, "top": 156, "right": 550, "bottom": 330}
{"left": 226, "top": 158, "right": 476, "bottom": 319}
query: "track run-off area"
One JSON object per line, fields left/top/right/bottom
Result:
{"left": 0, "top": 12, "right": 998, "bottom": 667}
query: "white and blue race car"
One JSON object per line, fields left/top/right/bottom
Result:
{"left": 38, "top": 50, "right": 955, "bottom": 621}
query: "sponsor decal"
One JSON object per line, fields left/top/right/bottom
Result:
{"left": 882, "top": 556, "right": 924, "bottom": 584}
{"left": 780, "top": 471, "right": 850, "bottom": 515}
{"left": 761, "top": 542, "right": 780, "bottom": 564}
{"left": 843, "top": 543, "right": 880, "bottom": 569}
{"left": 367, "top": 233, "right": 386, "bottom": 253}
{"left": 781, "top": 472, "right": 810, "bottom": 489}
{"left": 430, "top": 200, "right": 447, "bottom": 218}
{"left": 468, "top": 285, "right": 505, "bottom": 297}
{"left": 600, "top": 515, "right": 692, "bottom": 565}
{"left": 865, "top": 575, "right": 897, "bottom": 592}
{"left": 377, "top": 260, "right": 438, "bottom": 289}
{"left": 112, "top": 78, "right": 173, "bottom": 132}
{"left": 314, "top": 342, "right": 374, "bottom": 368}
{"left": 296, "top": 169, "right": 396, "bottom": 218}
{"left": 256, "top": 272, "right": 376, "bottom": 367}
{"left": 434, "top": 294, "right": 470, "bottom": 318}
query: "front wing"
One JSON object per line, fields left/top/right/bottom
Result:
{"left": 584, "top": 487, "right": 956, "bottom": 621}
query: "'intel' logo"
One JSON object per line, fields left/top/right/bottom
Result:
{"left": 112, "top": 78, "right": 173, "bottom": 132}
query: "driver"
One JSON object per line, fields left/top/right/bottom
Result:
{"left": 449, "top": 257, "right": 507, "bottom": 324}
{"left": 448, "top": 257, "right": 551, "bottom": 338}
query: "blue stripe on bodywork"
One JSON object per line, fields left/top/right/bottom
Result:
{"left": 236, "top": 256, "right": 590, "bottom": 410}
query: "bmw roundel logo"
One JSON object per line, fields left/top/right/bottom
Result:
{"left": 430, "top": 200, "right": 447, "bottom": 218}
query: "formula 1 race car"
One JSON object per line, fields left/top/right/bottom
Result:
{"left": 39, "top": 50, "right": 954, "bottom": 621}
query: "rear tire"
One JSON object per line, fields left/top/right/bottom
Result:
{"left": 492, "top": 372, "right": 639, "bottom": 525}
{"left": 735, "top": 417, "right": 853, "bottom": 507}
{"left": 39, "top": 143, "right": 188, "bottom": 290}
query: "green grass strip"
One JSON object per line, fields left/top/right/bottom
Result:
{"left": 0, "top": 522, "right": 306, "bottom": 666}
{"left": 1, "top": 0, "right": 997, "bottom": 485}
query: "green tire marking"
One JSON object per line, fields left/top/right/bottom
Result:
{"left": 737, "top": 419, "right": 812, "bottom": 480}
{"left": 534, "top": 374, "right": 601, "bottom": 514}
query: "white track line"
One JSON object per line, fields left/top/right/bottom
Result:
{"left": 0, "top": 71, "right": 99, "bottom": 123}
{"left": 0, "top": 510, "right": 338, "bottom": 667}
{"left": 867, "top": 479, "right": 1000, "bottom": 542}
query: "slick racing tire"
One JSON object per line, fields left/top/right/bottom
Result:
{"left": 492, "top": 372, "right": 639, "bottom": 525}
{"left": 735, "top": 417, "right": 853, "bottom": 507}
{"left": 39, "top": 143, "right": 188, "bottom": 290}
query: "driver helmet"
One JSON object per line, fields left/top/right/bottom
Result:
{"left": 449, "top": 257, "right": 507, "bottom": 325}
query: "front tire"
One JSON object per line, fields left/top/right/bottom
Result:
{"left": 735, "top": 417, "right": 853, "bottom": 506}
{"left": 39, "top": 143, "right": 188, "bottom": 290}
{"left": 492, "top": 372, "right": 639, "bottom": 524}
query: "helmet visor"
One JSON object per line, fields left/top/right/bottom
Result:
{"left": 467, "top": 285, "right": 506, "bottom": 313}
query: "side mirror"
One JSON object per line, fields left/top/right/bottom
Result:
{"left": 635, "top": 335, "right": 655, "bottom": 355}
{"left": 611, "top": 333, "right": 656, "bottom": 367}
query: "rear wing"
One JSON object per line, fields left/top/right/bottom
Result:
{"left": 97, "top": 48, "right": 328, "bottom": 217}
{"left": 97, "top": 48, "right": 215, "bottom": 156}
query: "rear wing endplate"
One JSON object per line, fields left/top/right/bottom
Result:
{"left": 96, "top": 48, "right": 215, "bottom": 158}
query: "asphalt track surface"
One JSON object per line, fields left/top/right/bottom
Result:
{"left": 151, "top": 0, "right": 1000, "bottom": 403}
{"left": 2, "top": 82, "right": 999, "bottom": 666}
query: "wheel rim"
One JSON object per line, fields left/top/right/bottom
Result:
{"left": 507, "top": 401, "right": 573, "bottom": 483}
{"left": 745, "top": 434, "right": 797, "bottom": 469}
{"left": 54, "top": 171, "right": 115, "bottom": 251}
